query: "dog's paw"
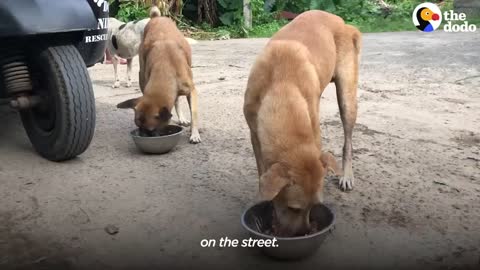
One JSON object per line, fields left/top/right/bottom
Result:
{"left": 189, "top": 132, "right": 201, "bottom": 144}
{"left": 126, "top": 81, "right": 132, "bottom": 88}
{"left": 339, "top": 175, "right": 354, "bottom": 191}
{"left": 177, "top": 118, "right": 190, "bottom": 127}
{"left": 112, "top": 81, "right": 120, "bottom": 88}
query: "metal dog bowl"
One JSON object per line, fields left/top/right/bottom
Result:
{"left": 130, "top": 125, "right": 184, "bottom": 154}
{"left": 241, "top": 201, "right": 335, "bottom": 260}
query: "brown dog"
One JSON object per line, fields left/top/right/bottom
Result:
{"left": 117, "top": 6, "right": 201, "bottom": 143}
{"left": 243, "top": 10, "right": 361, "bottom": 236}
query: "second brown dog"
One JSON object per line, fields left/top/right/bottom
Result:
{"left": 117, "top": 6, "right": 201, "bottom": 144}
{"left": 244, "top": 10, "right": 361, "bottom": 236}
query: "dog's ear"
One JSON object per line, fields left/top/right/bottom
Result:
{"left": 117, "top": 98, "right": 139, "bottom": 109}
{"left": 320, "top": 152, "right": 339, "bottom": 176}
{"left": 159, "top": 107, "right": 172, "bottom": 121}
{"left": 259, "top": 163, "right": 290, "bottom": 201}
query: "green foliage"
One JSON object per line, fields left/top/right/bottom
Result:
{"left": 216, "top": 0, "right": 278, "bottom": 26}
{"left": 217, "top": 0, "right": 244, "bottom": 26}
{"left": 350, "top": 16, "right": 414, "bottom": 32}
{"left": 248, "top": 20, "right": 287, "bottom": 37}
{"left": 252, "top": 0, "right": 277, "bottom": 25}
{"left": 468, "top": 18, "right": 480, "bottom": 26}
{"left": 261, "top": 0, "right": 430, "bottom": 33}
{"left": 309, "top": 0, "right": 336, "bottom": 12}
{"left": 213, "top": 0, "right": 285, "bottom": 38}
{"left": 115, "top": 1, "right": 149, "bottom": 22}
{"left": 274, "top": 0, "right": 338, "bottom": 13}
{"left": 442, "top": 0, "right": 454, "bottom": 11}
{"left": 114, "top": 0, "right": 465, "bottom": 38}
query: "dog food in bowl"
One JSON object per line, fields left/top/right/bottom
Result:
{"left": 130, "top": 125, "right": 184, "bottom": 154}
{"left": 241, "top": 201, "right": 335, "bottom": 260}
{"left": 136, "top": 125, "right": 181, "bottom": 137}
{"left": 262, "top": 219, "right": 320, "bottom": 236}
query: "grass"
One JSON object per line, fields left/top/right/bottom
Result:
{"left": 209, "top": 16, "right": 416, "bottom": 39}
{"left": 355, "top": 17, "right": 480, "bottom": 33}
{"left": 465, "top": 17, "right": 480, "bottom": 26}
{"left": 190, "top": 20, "right": 287, "bottom": 39}
{"left": 350, "top": 17, "right": 416, "bottom": 33}
{"left": 245, "top": 15, "right": 480, "bottom": 37}
{"left": 248, "top": 20, "right": 288, "bottom": 37}
{"left": 196, "top": 15, "right": 479, "bottom": 40}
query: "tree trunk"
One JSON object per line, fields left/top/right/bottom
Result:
{"left": 169, "top": 0, "right": 183, "bottom": 16}
{"left": 243, "top": 0, "right": 252, "bottom": 29}
{"left": 136, "top": 0, "right": 183, "bottom": 16}
{"left": 198, "top": 0, "right": 217, "bottom": 25}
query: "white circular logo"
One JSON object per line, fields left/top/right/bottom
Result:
{"left": 412, "top": 2, "right": 442, "bottom": 32}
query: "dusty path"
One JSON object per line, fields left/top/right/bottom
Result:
{"left": 1, "top": 31, "right": 479, "bottom": 270}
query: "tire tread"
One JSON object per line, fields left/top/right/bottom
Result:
{"left": 22, "top": 45, "right": 96, "bottom": 161}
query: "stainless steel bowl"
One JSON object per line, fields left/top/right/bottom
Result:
{"left": 241, "top": 201, "right": 335, "bottom": 260}
{"left": 130, "top": 125, "right": 184, "bottom": 154}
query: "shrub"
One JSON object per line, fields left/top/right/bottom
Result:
{"left": 115, "top": 1, "right": 149, "bottom": 22}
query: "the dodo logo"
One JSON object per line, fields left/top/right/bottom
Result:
{"left": 412, "top": 2, "right": 442, "bottom": 32}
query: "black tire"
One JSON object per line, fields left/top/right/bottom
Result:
{"left": 20, "top": 45, "right": 96, "bottom": 161}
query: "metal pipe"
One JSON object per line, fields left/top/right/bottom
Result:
{"left": 0, "top": 98, "right": 12, "bottom": 105}
{"left": 9, "top": 96, "right": 42, "bottom": 110}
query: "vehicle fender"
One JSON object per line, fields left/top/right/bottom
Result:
{"left": 0, "top": 0, "right": 104, "bottom": 37}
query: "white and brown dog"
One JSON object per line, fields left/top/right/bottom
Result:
{"left": 116, "top": 7, "right": 201, "bottom": 144}
{"left": 244, "top": 10, "right": 361, "bottom": 236}
{"left": 107, "top": 17, "right": 149, "bottom": 88}
{"left": 107, "top": 17, "right": 197, "bottom": 88}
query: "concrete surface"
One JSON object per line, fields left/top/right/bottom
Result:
{"left": 1, "top": 31, "right": 479, "bottom": 270}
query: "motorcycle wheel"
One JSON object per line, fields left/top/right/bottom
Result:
{"left": 20, "top": 44, "right": 96, "bottom": 161}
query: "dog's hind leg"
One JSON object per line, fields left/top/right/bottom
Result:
{"left": 309, "top": 98, "right": 322, "bottom": 153}
{"left": 334, "top": 26, "right": 361, "bottom": 191}
{"left": 175, "top": 97, "right": 190, "bottom": 126}
{"left": 244, "top": 102, "right": 264, "bottom": 177}
{"left": 126, "top": 58, "right": 133, "bottom": 87}
{"left": 112, "top": 56, "right": 120, "bottom": 88}
{"left": 250, "top": 130, "right": 265, "bottom": 178}
{"left": 139, "top": 53, "right": 146, "bottom": 93}
{"left": 334, "top": 53, "right": 359, "bottom": 191}
{"left": 187, "top": 87, "right": 201, "bottom": 144}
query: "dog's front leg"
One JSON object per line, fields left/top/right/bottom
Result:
{"left": 112, "top": 56, "right": 120, "bottom": 88}
{"left": 126, "top": 58, "right": 133, "bottom": 87}
{"left": 187, "top": 88, "right": 201, "bottom": 144}
{"left": 175, "top": 97, "right": 190, "bottom": 126}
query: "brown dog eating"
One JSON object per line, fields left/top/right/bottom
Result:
{"left": 243, "top": 10, "right": 361, "bottom": 236}
{"left": 117, "top": 6, "right": 201, "bottom": 144}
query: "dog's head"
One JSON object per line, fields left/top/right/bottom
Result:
{"left": 117, "top": 97, "right": 172, "bottom": 131}
{"left": 260, "top": 152, "right": 338, "bottom": 236}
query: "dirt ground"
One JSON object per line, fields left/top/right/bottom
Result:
{"left": 1, "top": 31, "right": 479, "bottom": 270}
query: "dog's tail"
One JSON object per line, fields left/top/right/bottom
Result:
{"left": 345, "top": 24, "right": 362, "bottom": 56}
{"left": 150, "top": 6, "right": 161, "bottom": 18}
